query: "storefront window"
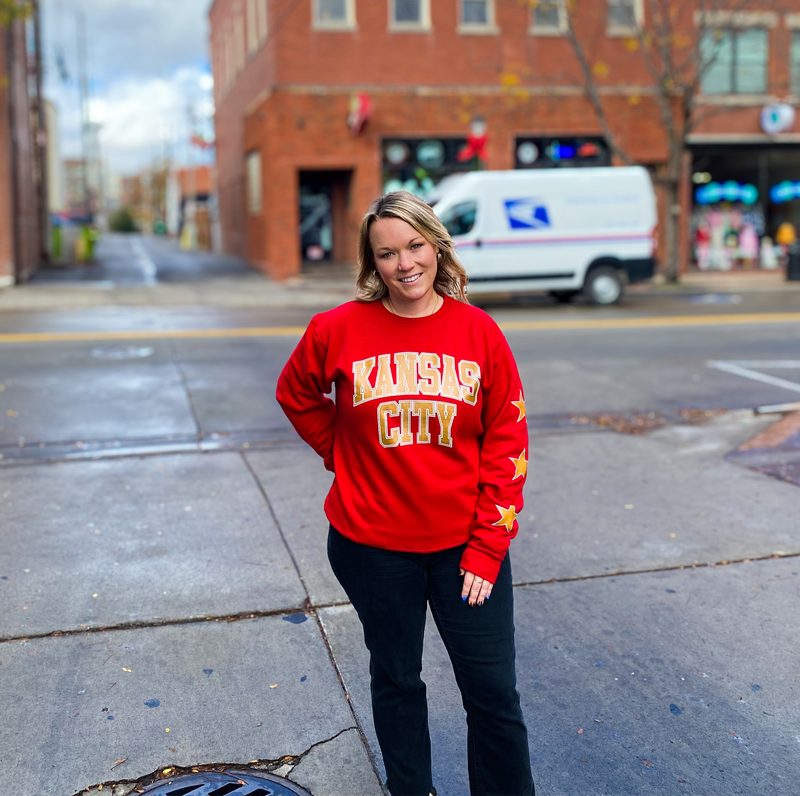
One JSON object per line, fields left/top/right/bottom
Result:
{"left": 791, "top": 32, "right": 800, "bottom": 95}
{"left": 700, "top": 28, "right": 768, "bottom": 95}
{"left": 382, "top": 138, "right": 471, "bottom": 199}
{"left": 691, "top": 146, "right": 800, "bottom": 271}
{"left": 514, "top": 137, "right": 609, "bottom": 169}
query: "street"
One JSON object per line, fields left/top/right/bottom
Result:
{"left": 1, "top": 235, "right": 800, "bottom": 796}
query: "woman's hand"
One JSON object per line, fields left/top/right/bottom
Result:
{"left": 459, "top": 568, "right": 493, "bottom": 607}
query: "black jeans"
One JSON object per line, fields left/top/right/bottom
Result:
{"left": 328, "top": 526, "right": 534, "bottom": 796}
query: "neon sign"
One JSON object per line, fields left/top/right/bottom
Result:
{"left": 695, "top": 181, "right": 758, "bottom": 205}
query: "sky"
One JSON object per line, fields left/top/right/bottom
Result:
{"left": 42, "top": 0, "right": 216, "bottom": 176}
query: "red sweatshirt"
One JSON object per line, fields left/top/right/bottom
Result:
{"left": 276, "top": 295, "right": 528, "bottom": 583}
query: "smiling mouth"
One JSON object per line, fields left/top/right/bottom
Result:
{"left": 399, "top": 274, "right": 422, "bottom": 284}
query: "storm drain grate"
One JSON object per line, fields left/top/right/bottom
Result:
{"left": 140, "top": 770, "right": 312, "bottom": 796}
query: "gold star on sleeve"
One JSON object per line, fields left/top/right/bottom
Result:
{"left": 492, "top": 503, "right": 519, "bottom": 532}
{"left": 509, "top": 450, "right": 527, "bottom": 480}
{"left": 511, "top": 391, "right": 526, "bottom": 422}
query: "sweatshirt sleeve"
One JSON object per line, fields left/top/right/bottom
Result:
{"left": 459, "top": 334, "right": 528, "bottom": 583}
{"left": 276, "top": 318, "right": 336, "bottom": 472}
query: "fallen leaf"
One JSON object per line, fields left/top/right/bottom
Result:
{"left": 163, "top": 768, "right": 173, "bottom": 774}
{"left": 270, "top": 683, "right": 279, "bottom": 688}
{"left": 641, "top": 759, "right": 653, "bottom": 768}
{"left": 168, "top": 747, "right": 176, "bottom": 753}
{"left": 165, "top": 728, "right": 170, "bottom": 733}
{"left": 577, "top": 728, "right": 583, "bottom": 735}
{"left": 111, "top": 758, "right": 128, "bottom": 770}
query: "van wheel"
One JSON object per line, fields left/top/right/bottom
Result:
{"left": 550, "top": 290, "right": 579, "bottom": 303}
{"left": 583, "top": 267, "right": 623, "bottom": 305}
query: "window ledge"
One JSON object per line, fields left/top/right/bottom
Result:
{"left": 606, "top": 25, "right": 640, "bottom": 38}
{"left": 312, "top": 21, "right": 358, "bottom": 32}
{"left": 388, "top": 22, "right": 432, "bottom": 33}
{"left": 457, "top": 23, "right": 499, "bottom": 35}
{"left": 528, "top": 25, "right": 566, "bottom": 37}
{"left": 697, "top": 93, "right": 774, "bottom": 106}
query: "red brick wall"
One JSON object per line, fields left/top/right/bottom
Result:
{"left": 211, "top": 0, "right": 800, "bottom": 277}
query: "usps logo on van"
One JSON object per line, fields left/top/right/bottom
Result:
{"left": 504, "top": 199, "right": 551, "bottom": 230}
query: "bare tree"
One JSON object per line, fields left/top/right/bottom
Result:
{"left": 562, "top": 0, "right": 776, "bottom": 281}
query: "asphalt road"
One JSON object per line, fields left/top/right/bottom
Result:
{"left": 1, "top": 239, "right": 799, "bottom": 796}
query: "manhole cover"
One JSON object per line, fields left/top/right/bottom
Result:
{"left": 91, "top": 345, "right": 155, "bottom": 360}
{"left": 140, "top": 770, "right": 312, "bottom": 796}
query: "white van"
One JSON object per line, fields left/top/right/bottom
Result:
{"left": 432, "top": 167, "right": 657, "bottom": 305}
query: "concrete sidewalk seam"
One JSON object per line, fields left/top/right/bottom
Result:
{"left": 70, "top": 726, "right": 360, "bottom": 796}
{"left": 513, "top": 550, "right": 800, "bottom": 589}
{"left": 0, "top": 605, "right": 322, "bottom": 644}
{"left": 240, "top": 450, "right": 390, "bottom": 796}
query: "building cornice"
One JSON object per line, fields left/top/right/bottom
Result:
{"left": 687, "top": 133, "right": 800, "bottom": 144}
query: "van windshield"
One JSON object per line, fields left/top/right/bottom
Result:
{"left": 439, "top": 201, "right": 478, "bottom": 236}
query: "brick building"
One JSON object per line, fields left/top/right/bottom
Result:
{"left": 0, "top": 10, "right": 46, "bottom": 286}
{"left": 209, "top": 0, "right": 800, "bottom": 279}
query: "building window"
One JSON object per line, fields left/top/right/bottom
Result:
{"left": 462, "top": 1, "right": 486, "bottom": 25}
{"left": 607, "top": 0, "right": 641, "bottom": 34}
{"left": 458, "top": 0, "right": 496, "bottom": 32}
{"left": 215, "top": 35, "right": 226, "bottom": 93}
{"left": 233, "top": 3, "right": 246, "bottom": 72}
{"left": 246, "top": 0, "right": 258, "bottom": 54}
{"left": 700, "top": 28, "right": 768, "bottom": 95}
{"left": 792, "top": 31, "right": 800, "bottom": 95}
{"left": 390, "top": 0, "right": 431, "bottom": 30}
{"left": 257, "top": 0, "right": 268, "bottom": 42}
{"left": 314, "top": 0, "right": 356, "bottom": 29}
{"left": 247, "top": 151, "right": 262, "bottom": 215}
{"left": 224, "top": 21, "right": 235, "bottom": 86}
{"left": 530, "top": 0, "right": 565, "bottom": 35}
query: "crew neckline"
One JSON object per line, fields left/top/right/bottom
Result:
{"left": 375, "top": 292, "right": 454, "bottom": 324}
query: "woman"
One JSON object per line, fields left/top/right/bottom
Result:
{"left": 277, "top": 191, "right": 534, "bottom": 796}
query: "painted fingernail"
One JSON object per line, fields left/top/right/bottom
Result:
{"left": 462, "top": 595, "right": 467, "bottom": 601}
{"left": 486, "top": 594, "right": 490, "bottom": 600}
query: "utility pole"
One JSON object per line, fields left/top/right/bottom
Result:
{"left": 32, "top": 0, "right": 49, "bottom": 262}
{"left": 76, "top": 9, "right": 91, "bottom": 220}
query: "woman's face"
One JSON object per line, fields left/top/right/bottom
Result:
{"left": 370, "top": 217, "right": 439, "bottom": 310}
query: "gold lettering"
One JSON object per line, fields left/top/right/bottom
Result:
{"left": 458, "top": 360, "right": 481, "bottom": 406}
{"left": 398, "top": 400, "right": 414, "bottom": 445}
{"left": 378, "top": 401, "right": 400, "bottom": 447}
{"left": 413, "top": 401, "right": 435, "bottom": 444}
{"left": 352, "top": 357, "right": 376, "bottom": 406}
{"left": 436, "top": 402, "right": 457, "bottom": 447}
{"left": 394, "top": 352, "right": 419, "bottom": 396}
{"left": 441, "top": 355, "right": 461, "bottom": 400}
{"left": 374, "top": 354, "right": 396, "bottom": 398}
{"left": 418, "top": 353, "right": 441, "bottom": 396}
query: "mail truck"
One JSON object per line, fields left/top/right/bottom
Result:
{"left": 431, "top": 167, "right": 657, "bottom": 304}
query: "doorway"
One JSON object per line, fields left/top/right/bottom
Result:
{"left": 298, "top": 170, "right": 353, "bottom": 265}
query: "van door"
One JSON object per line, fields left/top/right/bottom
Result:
{"left": 438, "top": 199, "right": 494, "bottom": 280}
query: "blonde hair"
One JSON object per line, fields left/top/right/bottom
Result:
{"left": 356, "top": 191, "right": 469, "bottom": 303}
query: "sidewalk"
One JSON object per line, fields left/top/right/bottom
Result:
{"left": 1, "top": 257, "right": 799, "bottom": 312}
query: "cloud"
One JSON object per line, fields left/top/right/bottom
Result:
{"left": 43, "top": 0, "right": 214, "bottom": 174}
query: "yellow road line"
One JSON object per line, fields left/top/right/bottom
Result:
{"left": 0, "top": 312, "right": 799, "bottom": 344}
{"left": 498, "top": 312, "right": 800, "bottom": 331}
{"left": 0, "top": 327, "right": 307, "bottom": 343}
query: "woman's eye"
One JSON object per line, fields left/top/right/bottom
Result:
{"left": 380, "top": 252, "right": 393, "bottom": 259}
{"left": 411, "top": 243, "right": 422, "bottom": 250}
